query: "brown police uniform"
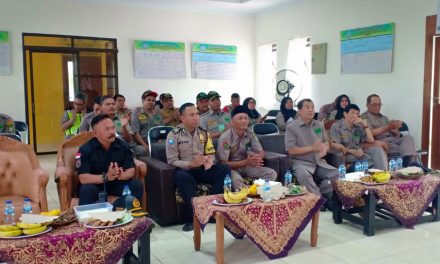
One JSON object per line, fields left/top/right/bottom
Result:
{"left": 200, "top": 109, "right": 231, "bottom": 134}
{"left": 131, "top": 107, "right": 163, "bottom": 157}
{"left": 285, "top": 118, "right": 338, "bottom": 196}
{"left": 330, "top": 119, "right": 388, "bottom": 170}
{"left": 217, "top": 128, "right": 277, "bottom": 190}
{"left": 166, "top": 124, "right": 230, "bottom": 222}
{"left": 361, "top": 111, "right": 417, "bottom": 158}
{"left": 160, "top": 108, "right": 180, "bottom": 127}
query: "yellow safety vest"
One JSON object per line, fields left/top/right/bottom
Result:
{"left": 65, "top": 111, "right": 83, "bottom": 136}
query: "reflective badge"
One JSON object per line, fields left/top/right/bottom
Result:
{"left": 218, "top": 124, "right": 225, "bottom": 132}
{"left": 224, "top": 117, "right": 230, "bottom": 123}
{"left": 132, "top": 198, "right": 141, "bottom": 208}
{"left": 199, "top": 132, "right": 205, "bottom": 143}
{"left": 75, "top": 152, "right": 81, "bottom": 168}
{"left": 204, "top": 136, "right": 215, "bottom": 155}
{"left": 168, "top": 138, "right": 175, "bottom": 145}
{"left": 314, "top": 127, "right": 322, "bottom": 135}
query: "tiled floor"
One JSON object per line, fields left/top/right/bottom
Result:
{"left": 39, "top": 154, "right": 440, "bottom": 264}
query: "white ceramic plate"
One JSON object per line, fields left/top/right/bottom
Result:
{"left": 212, "top": 197, "right": 253, "bottom": 206}
{"left": 0, "top": 226, "right": 52, "bottom": 239}
{"left": 85, "top": 215, "right": 133, "bottom": 229}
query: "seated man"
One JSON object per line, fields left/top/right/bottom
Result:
{"left": 222, "top": 93, "right": 240, "bottom": 113}
{"left": 76, "top": 114, "right": 143, "bottom": 205}
{"left": 200, "top": 91, "right": 231, "bottom": 139}
{"left": 160, "top": 93, "right": 180, "bottom": 127}
{"left": 330, "top": 104, "right": 388, "bottom": 171}
{"left": 0, "top": 114, "right": 15, "bottom": 133}
{"left": 114, "top": 94, "right": 130, "bottom": 121}
{"left": 166, "top": 103, "right": 230, "bottom": 231}
{"left": 361, "top": 94, "right": 418, "bottom": 167}
{"left": 196, "top": 92, "right": 209, "bottom": 117}
{"left": 61, "top": 93, "right": 87, "bottom": 139}
{"left": 217, "top": 105, "right": 277, "bottom": 190}
{"left": 285, "top": 99, "right": 338, "bottom": 201}
{"left": 317, "top": 96, "right": 337, "bottom": 121}
{"left": 79, "top": 96, "right": 102, "bottom": 132}
{"left": 131, "top": 90, "right": 163, "bottom": 157}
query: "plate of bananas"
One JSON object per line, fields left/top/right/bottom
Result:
{"left": 0, "top": 224, "right": 52, "bottom": 239}
{"left": 213, "top": 197, "right": 253, "bottom": 206}
{"left": 216, "top": 187, "right": 253, "bottom": 206}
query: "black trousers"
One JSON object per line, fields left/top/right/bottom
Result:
{"left": 174, "top": 164, "right": 230, "bottom": 222}
{"left": 78, "top": 179, "right": 144, "bottom": 205}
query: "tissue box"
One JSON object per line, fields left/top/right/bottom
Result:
{"left": 73, "top": 202, "right": 113, "bottom": 222}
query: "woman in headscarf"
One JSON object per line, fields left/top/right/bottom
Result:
{"left": 242, "top": 97, "right": 266, "bottom": 126}
{"left": 330, "top": 94, "right": 350, "bottom": 120}
{"left": 276, "top": 96, "right": 297, "bottom": 132}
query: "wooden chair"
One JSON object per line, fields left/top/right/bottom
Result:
{"left": 0, "top": 136, "right": 49, "bottom": 223}
{"left": 55, "top": 132, "right": 147, "bottom": 211}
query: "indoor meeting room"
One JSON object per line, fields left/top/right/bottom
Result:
{"left": 1, "top": 0, "right": 440, "bottom": 263}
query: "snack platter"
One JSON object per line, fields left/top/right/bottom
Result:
{"left": 0, "top": 226, "right": 52, "bottom": 239}
{"left": 213, "top": 197, "right": 253, "bottom": 206}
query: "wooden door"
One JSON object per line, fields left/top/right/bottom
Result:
{"left": 423, "top": 15, "right": 440, "bottom": 169}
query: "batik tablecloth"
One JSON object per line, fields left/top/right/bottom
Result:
{"left": 0, "top": 217, "right": 154, "bottom": 264}
{"left": 333, "top": 174, "right": 440, "bottom": 228}
{"left": 192, "top": 193, "right": 324, "bottom": 259}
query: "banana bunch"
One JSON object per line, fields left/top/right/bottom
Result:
{"left": 0, "top": 225, "right": 22, "bottom": 237}
{"left": 40, "top": 209, "right": 61, "bottom": 216}
{"left": 248, "top": 184, "right": 258, "bottom": 196}
{"left": 0, "top": 223, "right": 48, "bottom": 237}
{"left": 372, "top": 172, "right": 391, "bottom": 183}
{"left": 223, "top": 187, "right": 249, "bottom": 204}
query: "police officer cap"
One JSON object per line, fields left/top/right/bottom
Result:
{"left": 160, "top": 93, "right": 173, "bottom": 101}
{"left": 207, "top": 91, "right": 221, "bottom": 100}
{"left": 196, "top": 92, "right": 208, "bottom": 102}
{"left": 231, "top": 105, "right": 249, "bottom": 118}
{"left": 142, "top": 90, "right": 158, "bottom": 99}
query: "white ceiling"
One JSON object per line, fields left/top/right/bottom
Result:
{"left": 67, "top": 0, "right": 300, "bottom": 15}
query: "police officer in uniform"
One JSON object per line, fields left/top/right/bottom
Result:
{"left": 61, "top": 93, "right": 87, "bottom": 139}
{"left": 196, "top": 92, "right": 209, "bottom": 117}
{"left": 285, "top": 99, "right": 338, "bottom": 204}
{"left": 159, "top": 93, "right": 180, "bottom": 127}
{"left": 200, "top": 91, "right": 231, "bottom": 139}
{"left": 166, "top": 103, "right": 230, "bottom": 232}
{"left": 131, "top": 90, "right": 163, "bottom": 157}
{"left": 76, "top": 114, "right": 143, "bottom": 205}
{"left": 361, "top": 94, "right": 418, "bottom": 167}
{"left": 217, "top": 105, "right": 277, "bottom": 190}
{"left": 79, "top": 96, "right": 102, "bottom": 133}
{"left": 330, "top": 104, "right": 388, "bottom": 171}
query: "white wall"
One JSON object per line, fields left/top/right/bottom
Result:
{"left": 0, "top": 0, "right": 254, "bottom": 120}
{"left": 255, "top": 0, "right": 437, "bottom": 147}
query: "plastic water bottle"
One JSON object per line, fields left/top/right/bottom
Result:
{"left": 284, "top": 170, "right": 292, "bottom": 187}
{"left": 389, "top": 159, "right": 396, "bottom": 172}
{"left": 224, "top": 174, "right": 232, "bottom": 192}
{"left": 355, "top": 161, "right": 362, "bottom": 172}
{"left": 22, "top": 198, "right": 32, "bottom": 214}
{"left": 4, "top": 200, "right": 15, "bottom": 225}
{"left": 362, "top": 161, "right": 369, "bottom": 174}
{"left": 338, "top": 164, "right": 346, "bottom": 180}
{"left": 262, "top": 179, "right": 272, "bottom": 202}
{"left": 396, "top": 157, "right": 403, "bottom": 170}
{"left": 122, "top": 185, "right": 131, "bottom": 196}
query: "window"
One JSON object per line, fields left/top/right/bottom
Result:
{"left": 256, "top": 43, "right": 277, "bottom": 109}
{"left": 286, "top": 36, "right": 311, "bottom": 101}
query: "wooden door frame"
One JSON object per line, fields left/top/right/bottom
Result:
{"left": 422, "top": 15, "right": 436, "bottom": 165}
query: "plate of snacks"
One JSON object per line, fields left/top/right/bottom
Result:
{"left": 85, "top": 211, "right": 133, "bottom": 229}
{"left": 285, "top": 185, "right": 306, "bottom": 196}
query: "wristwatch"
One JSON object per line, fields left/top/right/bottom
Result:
{"left": 102, "top": 172, "right": 108, "bottom": 183}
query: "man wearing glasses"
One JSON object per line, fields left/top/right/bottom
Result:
{"left": 61, "top": 93, "right": 87, "bottom": 139}
{"left": 361, "top": 94, "right": 418, "bottom": 167}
